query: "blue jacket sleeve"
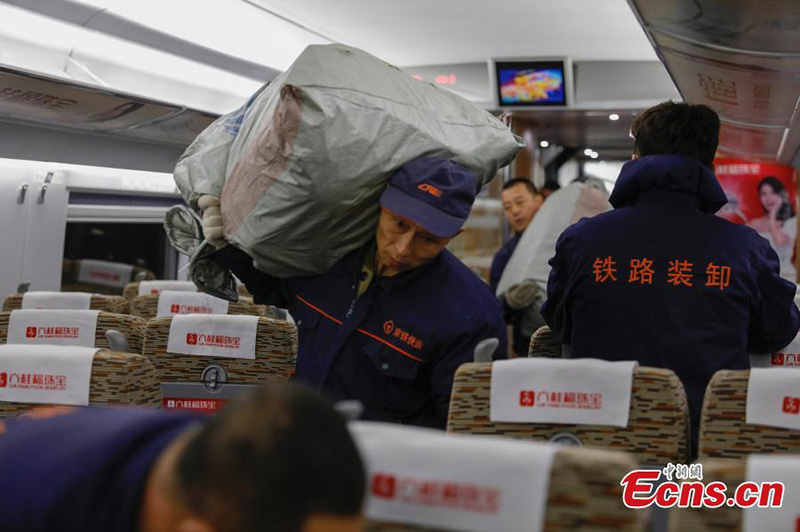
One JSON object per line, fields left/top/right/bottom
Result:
{"left": 210, "top": 246, "right": 290, "bottom": 308}
{"left": 540, "top": 227, "right": 574, "bottom": 344}
{"left": 429, "top": 304, "right": 507, "bottom": 428}
{"left": 747, "top": 239, "right": 800, "bottom": 353}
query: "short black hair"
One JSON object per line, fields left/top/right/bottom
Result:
{"left": 502, "top": 178, "right": 538, "bottom": 196}
{"left": 175, "top": 384, "right": 365, "bottom": 532}
{"left": 630, "top": 101, "right": 720, "bottom": 167}
{"left": 542, "top": 181, "right": 560, "bottom": 192}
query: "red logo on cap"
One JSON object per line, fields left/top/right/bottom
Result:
{"left": 772, "top": 353, "right": 785, "bottom": 366}
{"left": 171, "top": 304, "right": 181, "bottom": 313}
{"left": 0, "top": 373, "right": 7, "bottom": 388}
{"left": 186, "top": 333, "right": 198, "bottom": 345}
{"left": 26, "top": 327, "right": 37, "bottom": 338}
{"left": 418, "top": 183, "right": 442, "bottom": 198}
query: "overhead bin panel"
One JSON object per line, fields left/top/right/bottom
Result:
{"left": 631, "top": 0, "right": 800, "bottom": 55}
{"left": 628, "top": 0, "right": 800, "bottom": 164}
{"left": 650, "top": 33, "right": 800, "bottom": 129}
{"left": 0, "top": 67, "right": 217, "bottom": 147}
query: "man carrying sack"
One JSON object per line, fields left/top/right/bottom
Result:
{"left": 211, "top": 157, "right": 506, "bottom": 428}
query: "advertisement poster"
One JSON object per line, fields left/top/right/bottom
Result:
{"left": 714, "top": 158, "right": 797, "bottom": 281}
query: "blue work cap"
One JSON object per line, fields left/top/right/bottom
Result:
{"left": 380, "top": 157, "right": 477, "bottom": 238}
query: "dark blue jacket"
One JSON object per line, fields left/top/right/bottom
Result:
{"left": 490, "top": 234, "right": 530, "bottom": 356}
{"left": 218, "top": 244, "right": 506, "bottom": 428}
{"left": 490, "top": 233, "right": 520, "bottom": 294}
{"left": 0, "top": 408, "right": 199, "bottom": 532}
{"left": 542, "top": 155, "right": 800, "bottom": 449}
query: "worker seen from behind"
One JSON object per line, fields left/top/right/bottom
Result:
{"left": 542, "top": 101, "right": 800, "bottom": 456}
{"left": 0, "top": 383, "right": 366, "bottom": 532}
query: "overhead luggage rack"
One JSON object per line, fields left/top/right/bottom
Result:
{"left": 0, "top": 66, "right": 217, "bottom": 147}
{"left": 628, "top": 0, "right": 800, "bottom": 163}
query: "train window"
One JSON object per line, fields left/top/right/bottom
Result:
{"left": 63, "top": 222, "right": 171, "bottom": 279}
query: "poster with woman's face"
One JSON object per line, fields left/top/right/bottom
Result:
{"left": 714, "top": 158, "right": 797, "bottom": 282}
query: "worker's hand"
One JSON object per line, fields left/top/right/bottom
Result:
{"left": 198, "top": 194, "right": 226, "bottom": 248}
{"left": 504, "top": 279, "right": 539, "bottom": 310}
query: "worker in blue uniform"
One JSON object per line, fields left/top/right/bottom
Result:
{"left": 542, "top": 101, "right": 800, "bottom": 455}
{"left": 0, "top": 384, "right": 365, "bottom": 532}
{"left": 213, "top": 157, "right": 507, "bottom": 429}
{"left": 490, "top": 177, "right": 543, "bottom": 356}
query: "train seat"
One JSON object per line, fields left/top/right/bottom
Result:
{"left": 129, "top": 293, "right": 268, "bottom": 320}
{"left": 667, "top": 455, "right": 798, "bottom": 531}
{"left": 698, "top": 369, "right": 800, "bottom": 459}
{"left": 123, "top": 280, "right": 197, "bottom": 300}
{"left": 3, "top": 292, "right": 129, "bottom": 314}
{"left": 142, "top": 315, "right": 297, "bottom": 412}
{"left": 356, "top": 423, "right": 644, "bottom": 532}
{"left": 0, "top": 346, "right": 160, "bottom": 417}
{"left": 447, "top": 362, "right": 691, "bottom": 465}
{"left": 62, "top": 259, "right": 155, "bottom": 296}
{"left": 0, "top": 310, "right": 146, "bottom": 353}
{"left": 528, "top": 325, "right": 562, "bottom": 358}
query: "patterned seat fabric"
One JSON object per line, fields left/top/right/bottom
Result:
{"left": 366, "top": 446, "right": 645, "bottom": 532}
{"left": 3, "top": 293, "right": 129, "bottom": 314}
{"left": 0, "top": 349, "right": 160, "bottom": 417}
{"left": 122, "top": 282, "right": 141, "bottom": 300}
{"left": 142, "top": 316, "right": 298, "bottom": 384}
{"left": 129, "top": 295, "right": 268, "bottom": 319}
{"left": 666, "top": 460, "right": 743, "bottom": 532}
{"left": 0, "top": 311, "right": 146, "bottom": 353}
{"left": 528, "top": 326, "right": 562, "bottom": 358}
{"left": 699, "top": 370, "right": 800, "bottom": 459}
{"left": 62, "top": 259, "right": 154, "bottom": 296}
{"left": 447, "top": 363, "right": 691, "bottom": 465}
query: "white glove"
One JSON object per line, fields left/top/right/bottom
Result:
{"left": 504, "top": 279, "right": 540, "bottom": 310}
{"left": 198, "top": 195, "right": 226, "bottom": 248}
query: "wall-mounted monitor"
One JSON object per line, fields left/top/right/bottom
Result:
{"left": 490, "top": 57, "right": 573, "bottom": 109}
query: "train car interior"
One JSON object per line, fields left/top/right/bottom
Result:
{"left": 0, "top": 1, "right": 799, "bottom": 531}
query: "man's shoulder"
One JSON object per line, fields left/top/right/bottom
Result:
{"left": 432, "top": 251, "right": 504, "bottom": 320}
{"left": 561, "top": 206, "right": 769, "bottom": 247}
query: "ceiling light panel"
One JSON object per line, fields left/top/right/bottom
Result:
{"left": 246, "top": 0, "right": 657, "bottom": 67}
{"left": 83, "top": 0, "right": 330, "bottom": 71}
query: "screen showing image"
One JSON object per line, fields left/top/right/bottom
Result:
{"left": 494, "top": 60, "right": 568, "bottom": 107}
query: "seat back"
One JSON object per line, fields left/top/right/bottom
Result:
{"left": 0, "top": 311, "right": 146, "bottom": 353}
{"left": 122, "top": 280, "right": 198, "bottom": 300}
{"left": 62, "top": 259, "right": 155, "bottom": 295}
{"left": 699, "top": 369, "right": 800, "bottom": 459}
{"left": 129, "top": 294, "right": 267, "bottom": 319}
{"left": 528, "top": 325, "right": 562, "bottom": 358}
{"left": 0, "top": 349, "right": 160, "bottom": 417}
{"left": 3, "top": 293, "right": 129, "bottom": 314}
{"left": 666, "top": 460, "right": 743, "bottom": 531}
{"left": 448, "top": 362, "right": 690, "bottom": 464}
{"left": 143, "top": 316, "right": 297, "bottom": 411}
{"left": 365, "top": 446, "right": 644, "bottom": 532}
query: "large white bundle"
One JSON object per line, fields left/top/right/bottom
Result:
{"left": 175, "top": 43, "right": 523, "bottom": 278}
{"left": 497, "top": 181, "right": 611, "bottom": 297}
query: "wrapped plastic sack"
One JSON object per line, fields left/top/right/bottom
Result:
{"left": 496, "top": 179, "right": 612, "bottom": 298}
{"left": 173, "top": 43, "right": 523, "bottom": 283}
